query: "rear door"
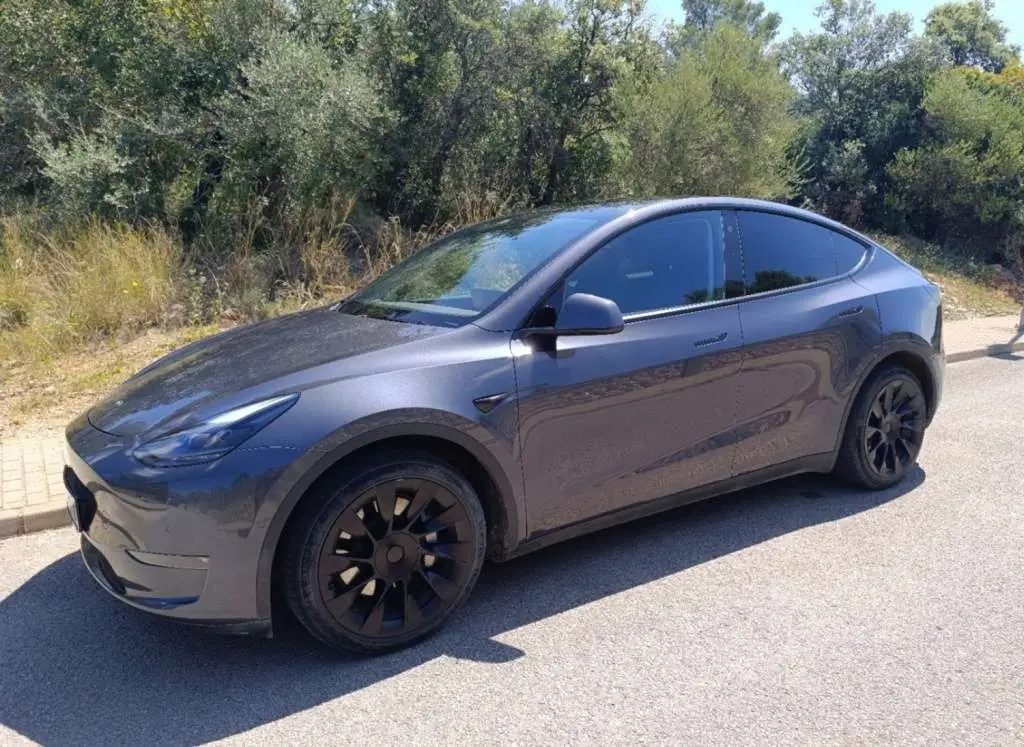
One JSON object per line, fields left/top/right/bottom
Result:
{"left": 730, "top": 209, "right": 882, "bottom": 477}
{"left": 513, "top": 210, "right": 745, "bottom": 538}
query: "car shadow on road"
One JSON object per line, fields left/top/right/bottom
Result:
{"left": 0, "top": 468, "right": 924, "bottom": 746}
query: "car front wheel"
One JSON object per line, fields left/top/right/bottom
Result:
{"left": 279, "top": 451, "right": 487, "bottom": 654}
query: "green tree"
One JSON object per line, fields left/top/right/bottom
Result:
{"left": 3, "top": 0, "right": 1021, "bottom": 283}
{"left": 624, "top": 23, "right": 797, "bottom": 198}
{"left": 783, "top": 0, "right": 943, "bottom": 226}
{"left": 365, "top": 0, "right": 507, "bottom": 222}
{"left": 924, "top": 0, "right": 1019, "bottom": 73}
{"left": 528, "top": 0, "right": 658, "bottom": 205}
{"left": 888, "top": 62, "right": 1024, "bottom": 264}
{"left": 0, "top": 0, "right": 286, "bottom": 223}
{"left": 667, "top": 0, "right": 782, "bottom": 54}
{"left": 213, "top": 32, "right": 388, "bottom": 217}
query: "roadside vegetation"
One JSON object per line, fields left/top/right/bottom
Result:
{"left": 872, "top": 234, "right": 1020, "bottom": 318}
{"left": 1, "top": 0, "right": 1023, "bottom": 430}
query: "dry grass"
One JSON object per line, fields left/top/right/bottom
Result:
{"left": 872, "top": 234, "right": 1021, "bottom": 320}
{"left": 12, "top": 205, "right": 1013, "bottom": 436}
{"left": 0, "top": 197, "right": 515, "bottom": 430}
{"left": 0, "top": 324, "right": 226, "bottom": 440}
{"left": 0, "top": 217, "right": 185, "bottom": 363}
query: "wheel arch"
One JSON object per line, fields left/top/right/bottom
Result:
{"left": 834, "top": 345, "right": 938, "bottom": 459}
{"left": 256, "top": 423, "right": 523, "bottom": 620}
{"left": 875, "top": 350, "right": 936, "bottom": 419}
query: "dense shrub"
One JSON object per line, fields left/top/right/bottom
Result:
{"left": 0, "top": 0, "right": 1022, "bottom": 359}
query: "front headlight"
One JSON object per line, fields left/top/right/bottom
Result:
{"left": 132, "top": 394, "right": 299, "bottom": 467}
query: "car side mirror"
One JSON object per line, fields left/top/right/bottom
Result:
{"left": 554, "top": 292, "right": 625, "bottom": 336}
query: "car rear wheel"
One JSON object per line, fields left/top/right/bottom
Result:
{"left": 279, "top": 451, "right": 487, "bottom": 654}
{"left": 835, "top": 365, "right": 928, "bottom": 490}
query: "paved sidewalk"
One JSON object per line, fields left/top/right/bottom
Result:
{"left": 0, "top": 439, "right": 69, "bottom": 538}
{"left": 1, "top": 313, "right": 1022, "bottom": 540}
{"left": 943, "top": 313, "right": 1024, "bottom": 362}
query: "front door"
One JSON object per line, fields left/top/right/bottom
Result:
{"left": 512, "top": 210, "right": 746, "bottom": 539}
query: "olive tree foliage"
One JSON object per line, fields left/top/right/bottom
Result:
{"left": 0, "top": 0, "right": 805, "bottom": 236}
{"left": 518, "top": 0, "right": 660, "bottom": 205}
{"left": 623, "top": 23, "right": 797, "bottom": 198}
{"left": 0, "top": 0, "right": 201, "bottom": 217}
{"left": 781, "top": 0, "right": 1024, "bottom": 265}
{"left": 3, "top": 0, "right": 1023, "bottom": 271}
{"left": 365, "top": 0, "right": 508, "bottom": 220}
{"left": 212, "top": 32, "right": 388, "bottom": 219}
{"left": 365, "top": 0, "right": 801, "bottom": 215}
{"left": 366, "top": 0, "right": 663, "bottom": 219}
{"left": 632, "top": 0, "right": 794, "bottom": 200}
{"left": 0, "top": 0, "right": 799, "bottom": 246}
{"left": 888, "top": 62, "right": 1024, "bottom": 263}
{"left": 924, "top": 0, "right": 1019, "bottom": 72}
{"left": 782, "top": 0, "right": 944, "bottom": 227}
{"left": 666, "top": 0, "right": 782, "bottom": 54}
{"left": 0, "top": 0, "right": 385, "bottom": 232}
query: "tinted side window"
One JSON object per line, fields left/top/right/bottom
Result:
{"left": 832, "top": 231, "right": 867, "bottom": 274}
{"left": 737, "top": 211, "right": 839, "bottom": 293}
{"left": 566, "top": 211, "right": 726, "bottom": 316}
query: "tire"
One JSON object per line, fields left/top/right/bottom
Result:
{"left": 834, "top": 364, "right": 928, "bottom": 490}
{"left": 279, "top": 450, "right": 487, "bottom": 655}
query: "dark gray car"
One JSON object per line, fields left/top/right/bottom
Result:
{"left": 64, "top": 197, "right": 944, "bottom": 654}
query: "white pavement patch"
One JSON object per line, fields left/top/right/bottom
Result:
{"left": 0, "top": 439, "right": 64, "bottom": 511}
{"left": 0, "top": 356, "right": 1022, "bottom": 745}
{"left": 0, "top": 439, "right": 68, "bottom": 539}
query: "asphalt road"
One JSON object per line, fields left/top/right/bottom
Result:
{"left": 1, "top": 355, "right": 1022, "bottom": 746}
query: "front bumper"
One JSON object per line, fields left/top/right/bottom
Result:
{"left": 79, "top": 532, "right": 207, "bottom": 610}
{"left": 63, "top": 462, "right": 209, "bottom": 610}
{"left": 78, "top": 531, "right": 271, "bottom": 635}
{"left": 63, "top": 416, "right": 290, "bottom": 633}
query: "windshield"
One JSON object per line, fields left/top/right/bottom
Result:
{"left": 338, "top": 210, "right": 619, "bottom": 326}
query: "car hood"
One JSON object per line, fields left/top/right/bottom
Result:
{"left": 86, "top": 306, "right": 448, "bottom": 437}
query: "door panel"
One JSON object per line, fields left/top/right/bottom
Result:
{"left": 731, "top": 210, "right": 882, "bottom": 476}
{"left": 514, "top": 307, "right": 743, "bottom": 537}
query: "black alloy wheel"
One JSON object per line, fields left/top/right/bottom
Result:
{"left": 280, "top": 452, "right": 487, "bottom": 654}
{"left": 835, "top": 364, "right": 928, "bottom": 490}
{"left": 318, "top": 478, "right": 476, "bottom": 638}
{"left": 862, "top": 378, "right": 926, "bottom": 480}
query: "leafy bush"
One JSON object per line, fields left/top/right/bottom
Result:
{"left": 213, "top": 33, "right": 390, "bottom": 221}
{"left": 1, "top": 0, "right": 1023, "bottom": 367}
{"left": 888, "top": 64, "right": 1024, "bottom": 264}
{"left": 624, "top": 24, "right": 797, "bottom": 199}
{"left": 31, "top": 132, "right": 134, "bottom": 220}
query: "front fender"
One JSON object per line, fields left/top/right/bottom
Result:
{"left": 252, "top": 409, "right": 525, "bottom": 620}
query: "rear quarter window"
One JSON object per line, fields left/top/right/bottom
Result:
{"left": 736, "top": 211, "right": 866, "bottom": 293}
{"left": 831, "top": 231, "right": 868, "bottom": 274}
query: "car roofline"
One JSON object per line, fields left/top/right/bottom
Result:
{"left": 473, "top": 197, "right": 875, "bottom": 333}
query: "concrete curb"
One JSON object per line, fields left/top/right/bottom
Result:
{"left": 945, "top": 340, "right": 1024, "bottom": 363}
{"left": 0, "top": 500, "right": 71, "bottom": 540}
{"left": 1, "top": 338, "right": 1021, "bottom": 543}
